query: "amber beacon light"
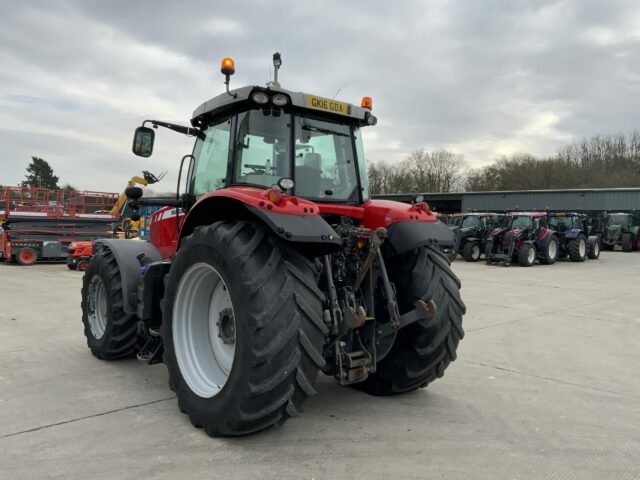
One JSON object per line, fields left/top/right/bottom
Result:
{"left": 220, "top": 57, "right": 235, "bottom": 76}
{"left": 361, "top": 96, "right": 373, "bottom": 110}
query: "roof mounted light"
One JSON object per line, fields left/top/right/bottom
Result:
{"left": 272, "top": 94, "right": 289, "bottom": 106}
{"left": 361, "top": 96, "right": 373, "bottom": 110}
{"left": 220, "top": 57, "right": 235, "bottom": 76}
{"left": 220, "top": 57, "right": 237, "bottom": 99}
{"left": 251, "top": 92, "right": 269, "bottom": 104}
{"left": 365, "top": 112, "right": 377, "bottom": 126}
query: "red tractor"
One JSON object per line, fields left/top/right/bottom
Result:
{"left": 67, "top": 241, "right": 93, "bottom": 271}
{"left": 80, "top": 54, "right": 464, "bottom": 436}
{"left": 485, "top": 211, "right": 559, "bottom": 267}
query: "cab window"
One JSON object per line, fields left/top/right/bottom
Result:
{"left": 191, "top": 117, "right": 231, "bottom": 196}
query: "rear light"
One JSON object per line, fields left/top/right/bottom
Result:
{"left": 266, "top": 188, "right": 283, "bottom": 205}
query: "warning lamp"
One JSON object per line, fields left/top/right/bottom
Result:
{"left": 220, "top": 57, "right": 235, "bottom": 76}
{"left": 361, "top": 96, "right": 373, "bottom": 110}
{"left": 220, "top": 57, "right": 237, "bottom": 98}
{"left": 266, "top": 188, "right": 283, "bottom": 205}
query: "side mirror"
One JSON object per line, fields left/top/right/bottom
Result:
{"left": 132, "top": 126, "right": 155, "bottom": 157}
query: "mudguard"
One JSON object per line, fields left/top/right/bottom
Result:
{"left": 246, "top": 205, "right": 341, "bottom": 255}
{"left": 383, "top": 220, "right": 455, "bottom": 257}
{"left": 93, "top": 239, "right": 163, "bottom": 315}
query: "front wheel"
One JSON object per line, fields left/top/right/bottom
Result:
{"left": 162, "top": 221, "right": 326, "bottom": 437}
{"left": 81, "top": 250, "right": 140, "bottom": 359}
{"left": 518, "top": 244, "right": 536, "bottom": 267}
{"left": 568, "top": 235, "right": 587, "bottom": 262}
{"left": 355, "top": 246, "right": 465, "bottom": 395}
{"left": 539, "top": 235, "right": 558, "bottom": 265}
{"left": 587, "top": 239, "right": 600, "bottom": 259}
{"left": 462, "top": 241, "right": 481, "bottom": 262}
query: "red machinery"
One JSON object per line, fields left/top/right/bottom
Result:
{"left": 0, "top": 187, "right": 118, "bottom": 265}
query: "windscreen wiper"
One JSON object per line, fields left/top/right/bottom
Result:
{"left": 301, "top": 124, "right": 349, "bottom": 137}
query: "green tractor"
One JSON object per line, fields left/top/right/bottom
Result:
{"left": 601, "top": 213, "right": 640, "bottom": 252}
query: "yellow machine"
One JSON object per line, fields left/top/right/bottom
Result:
{"left": 113, "top": 171, "right": 166, "bottom": 238}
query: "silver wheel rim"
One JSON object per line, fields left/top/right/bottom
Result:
{"left": 548, "top": 240, "right": 557, "bottom": 259}
{"left": 173, "top": 263, "right": 236, "bottom": 398}
{"left": 528, "top": 247, "right": 535, "bottom": 263}
{"left": 472, "top": 244, "right": 480, "bottom": 260}
{"left": 579, "top": 239, "right": 586, "bottom": 257}
{"left": 88, "top": 276, "right": 108, "bottom": 339}
{"left": 593, "top": 242, "right": 599, "bottom": 257}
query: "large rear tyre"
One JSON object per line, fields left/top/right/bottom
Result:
{"left": 162, "top": 221, "right": 326, "bottom": 436}
{"left": 355, "top": 246, "right": 465, "bottom": 395}
{"left": 81, "top": 250, "right": 140, "bottom": 359}
{"left": 539, "top": 235, "right": 558, "bottom": 265}
{"left": 568, "top": 235, "right": 587, "bottom": 262}
{"left": 621, "top": 233, "right": 633, "bottom": 252}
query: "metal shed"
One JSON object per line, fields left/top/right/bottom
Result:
{"left": 373, "top": 188, "right": 640, "bottom": 213}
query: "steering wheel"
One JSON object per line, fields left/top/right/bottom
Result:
{"left": 244, "top": 164, "right": 267, "bottom": 174}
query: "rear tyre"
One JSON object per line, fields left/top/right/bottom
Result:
{"left": 568, "top": 235, "right": 587, "bottom": 262}
{"left": 621, "top": 233, "right": 633, "bottom": 252}
{"left": 67, "top": 263, "right": 78, "bottom": 270}
{"left": 355, "top": 246, "right": 465, "bottom": 395}
{"left": 81, "top": 250, "right": 139, "bottom": 359}
{"left": 539, "top": 235, "right": 558, "bottom": 265}
{"left": 462, "top": 241, "right": 481, "bottom": 262}
{"left": 16, "top": 248, "right": 38, "bottom": 266}
{"left": 587, "top": 239, "right": 600, "bottom": 259}
{"left": 518, "top": 244, "right": 536, "bottom": 267}
{"left": 162, "top": 221, "right": 326, "bottom": 436}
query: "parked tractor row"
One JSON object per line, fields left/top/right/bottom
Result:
{"left": 443, "top": 210, "right": 640, "bottom": 266}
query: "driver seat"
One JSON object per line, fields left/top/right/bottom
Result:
{"left": 296, "top": 153, "right": 322, "bottom": 197}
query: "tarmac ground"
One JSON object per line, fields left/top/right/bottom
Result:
{"left": 1, "top": 251, "right": 639, "bottom": 479}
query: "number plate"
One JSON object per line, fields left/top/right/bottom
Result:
{"left": 305, "top": 95, "right": 351, "bottom": 115}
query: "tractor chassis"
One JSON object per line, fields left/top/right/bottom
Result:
{"left": 486, "top": 236, "right": 516, "bottom": 267}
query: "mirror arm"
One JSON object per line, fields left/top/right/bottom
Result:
{"left": 143, "top": 120, "right": 203, "bottom": 139}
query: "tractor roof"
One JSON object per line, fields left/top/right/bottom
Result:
{"left": 547, "top": 212, "right": 584, "bottom": 218}
{"left": 509, "top": 211, "right": 548, "bottom": 217}
{"left": 463, "top": 212, "right": 501, "bottom": 217}
{"left": 191, "top": 85, "right": 372, "bottom": 127}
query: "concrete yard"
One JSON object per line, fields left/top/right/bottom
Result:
{"left": 1, "top": 252, "right": 639, "bottom": 480}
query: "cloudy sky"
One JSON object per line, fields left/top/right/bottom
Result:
{"left": 0, "top": 0, "right": 638, "bottom": 191}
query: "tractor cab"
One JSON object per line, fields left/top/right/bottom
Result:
{"left": 133, "top": 58, "right": 376, "bottom": 209}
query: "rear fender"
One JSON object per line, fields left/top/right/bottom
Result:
{"left": 179, "top": 193, "right": 341, "bottom": 256}
{"left": 93, "top": 239, "right": 163, "bottom": 315}
{"left": 383, "top": 220, "right": 455, "bottom": 257}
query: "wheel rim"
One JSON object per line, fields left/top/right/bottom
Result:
{"left": 527, "top": 247, "right": 535, "bottom": 263}
{"left": 472, "top": 244, "right": 480, "bottom": 260}
{"left": 593, "top": 242, "right": 599, "bottom": 257}
{"left": 88, "top": 276, "right": 108, "bottom": 339}
{"left": 173, "top": 262, "right": 236, "bottom": 398}
{"left": 579, "top": 239, "right": 586, "bottom": 257}
{"left": 79, "top": 261, "right": 88, "bottom": 271}
{"left": 20, "top": 250, "right": 33, "bottom": 263}
{"left": 548, "top": 240, "right": 557, "bottom": 259}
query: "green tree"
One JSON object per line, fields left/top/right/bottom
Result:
{"left": 22, "top": 157, "right": 59, "bottom": 189}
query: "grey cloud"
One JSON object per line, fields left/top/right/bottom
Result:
{"left": 0, "top": 0, "right": 638, "bottom": 190}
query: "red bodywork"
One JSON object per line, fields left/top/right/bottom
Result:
{"left": 68, "top": 241, "right": 93, "bottom": 258}
{"left": 148, "top": 187, "right": 438, "bottom": 260}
